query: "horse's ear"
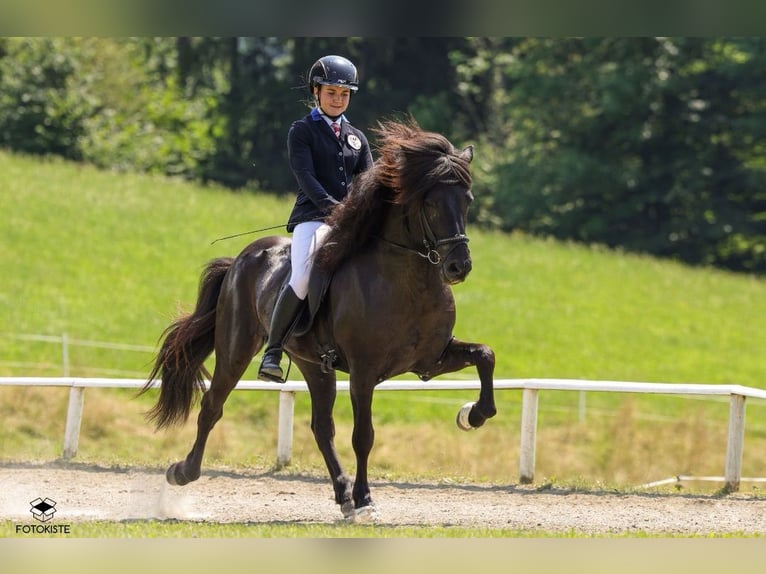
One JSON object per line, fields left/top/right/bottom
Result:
{"left": 461, "top": 145, "right": 474, "bottom": 163}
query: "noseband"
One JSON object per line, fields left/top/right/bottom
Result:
{"left": 416, "top": 208, "right": 469, "bottom": 265}
{"left": 378, "top": 203, "right": 469, "bottom": 266}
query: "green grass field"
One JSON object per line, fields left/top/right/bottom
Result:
{"left": 3, "top": 518, "right": 757, "bottom": 538}
{"left": 2, "top": 149, "right": 765, "bottom": 498}
{"left": 0, "top": 519, "right": 590, "bottom": 538}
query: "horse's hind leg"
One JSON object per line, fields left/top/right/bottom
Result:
{"left": 167, "top": 291, "right": 264, "bottom": 486}
{"left": 166, "top": 364, "right": 243, "bottom": 486}
{"left": 424, "top": 338, "right": 497, "bottom": 430}
{"left": 294, "top": 358, "right": 354, "bottom": 517}
{"left": 167, "top": 342, "right": 260, "bottom": 485}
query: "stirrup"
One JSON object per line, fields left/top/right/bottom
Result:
{"left": 257, "top": 353, "right": 292, "bottom": 383}
{"left": 258, "top": 367, "right": 285, "bottom": 383}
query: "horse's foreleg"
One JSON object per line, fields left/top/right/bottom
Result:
{"left": 297, "top": 359, "right": 353, "bottom": 517}
{"left": 349, "top": 380, "right": 376, "bottom": 512}
{"left": 424, "top": 338, "right": 496, "bottom": 430}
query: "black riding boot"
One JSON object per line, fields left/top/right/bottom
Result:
{"left": 258, "top": 285, "right": 304, "bottom": 383}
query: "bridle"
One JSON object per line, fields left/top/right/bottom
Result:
{"left": 377, "top": 200, "right": 470, "bottom": 266}
{"left": 416, "top": 207, "right": 470, "bottom": 265}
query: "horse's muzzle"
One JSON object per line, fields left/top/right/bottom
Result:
{"left": 442, "top": 250, "right": 472, "bottom": 284}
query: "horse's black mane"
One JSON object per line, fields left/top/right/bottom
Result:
{"left": 316, "top": 119, "right": 472, "bottom": 273}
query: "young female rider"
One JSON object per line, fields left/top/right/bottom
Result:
{"left": 258, "top": 55, "right": 374, "bottom": 383}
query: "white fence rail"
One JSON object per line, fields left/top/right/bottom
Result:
{"left": 0, "top": 333, "right": 155, "bottom": 377}
{"left": 2, "top": 376, "right": 765, "bottom": 492}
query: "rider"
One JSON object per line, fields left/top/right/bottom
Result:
{"left": 258, "top": 54, "right": 374, "bottom": 383}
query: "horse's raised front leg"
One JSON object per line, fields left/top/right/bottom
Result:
{"left": 294, "top": 358, "right": 354, "bottom": 518}
{"left": 423, "top": 337, "right": 497, "bottom": 430}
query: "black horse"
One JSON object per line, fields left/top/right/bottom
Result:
{"left": 140, "top": 119, "right": 497, "bottom": 521}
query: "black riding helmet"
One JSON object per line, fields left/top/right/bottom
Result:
{"left": 308, "top": 55, "right": 359, "bottom": 93}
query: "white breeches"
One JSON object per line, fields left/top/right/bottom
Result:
{"left": 288, "top": 221, "right": 331, "bottom": 300}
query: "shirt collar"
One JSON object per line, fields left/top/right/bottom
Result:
{"left": 311, "top": 107, "right": 347, "bottom": 126}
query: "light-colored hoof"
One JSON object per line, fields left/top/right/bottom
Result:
{"left": 341, "top": 500, "right": 355, "bottom": 519}
{"left": 456, "top": 401, "right": 477, "bottom": 431}
{"left": 166, "top": 463, "right": 180, "bottom": 485}
{"left": 347, "top": 505, "right": 378, "bottom": 524}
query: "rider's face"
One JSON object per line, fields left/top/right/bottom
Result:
{"left": 316, "top": 85, "right": 351, "bottom": 117}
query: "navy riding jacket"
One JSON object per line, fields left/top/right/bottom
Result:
{"left": 286, "top": 108, "right": 373, "bottom": 231}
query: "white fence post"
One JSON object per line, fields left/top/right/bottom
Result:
{"left": 519, "top": 387, "right": 539, "bottom": 484}
{"left": 724, "top": 393, "right": 746, "bottom": 492}
{"left": 62, "top": 385, "right": 85, "bottom": 459}
{"left": 276, "top": 390, "right": 295, "bottom": 467}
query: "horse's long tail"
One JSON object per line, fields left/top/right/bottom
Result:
{"left": 139, "top": 257, "right": 234, "bottom": 429}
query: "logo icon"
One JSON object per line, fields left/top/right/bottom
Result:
{"left": 30, "top": 498, "right": 57, "bottom": 522}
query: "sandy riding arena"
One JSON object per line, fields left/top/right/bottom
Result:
{"left": 2, "top": 461, "right": 765, "bottom": 535}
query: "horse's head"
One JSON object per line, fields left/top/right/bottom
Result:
{"left": 316, "top": 119, "right": 477, "bottom": 283}
{"left": 420, "top": 145, "right": 474, "bottom": 285}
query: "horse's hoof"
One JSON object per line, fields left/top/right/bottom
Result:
{"left": 348, "top": 504, "right": 378, "bottom": 524}
{"left": 340, "top": 500, "right": 355, "bottom": 519}
{"left": 456, "top": 401, "right": 477, "bottom": 431}
{"left": 166, "top": 462, "right": 189, "bottom": 486}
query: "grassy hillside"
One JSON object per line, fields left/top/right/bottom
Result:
{"left": 1, "top": 150, "right": 765, "bottom": 489}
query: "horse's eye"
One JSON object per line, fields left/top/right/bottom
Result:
{"left": 423, "top": 193, "right": 439, "bottom": 209}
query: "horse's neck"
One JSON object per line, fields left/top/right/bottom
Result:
{"left": 376, "top": 206, "right": 444, "bottom": 289}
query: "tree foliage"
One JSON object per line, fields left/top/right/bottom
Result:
{"left": 0, "top": 37, "right": 763, "bottom": 273}
{"left": 487, "top": 38, "right": 766, "bottom": 272}
{"left": 0, "top": 38, "right": 90, "bottom": 158}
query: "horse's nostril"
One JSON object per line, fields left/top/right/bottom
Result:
{"left": 445, "top": 258, "right": 472, "bottom": 282}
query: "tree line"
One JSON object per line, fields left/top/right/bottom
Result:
{"left": 1, "top": 37, "right": 763, "bottom": 273}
